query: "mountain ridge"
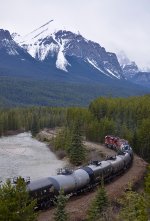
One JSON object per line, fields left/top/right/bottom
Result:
{"left": 117, "top": 51, "right": 150, "bottom": 86}
{"left": 13, "top": 20, "right": 123, "bottom": 79}
{"left": 0, "top": 22, "right": 150, "bottom": 107}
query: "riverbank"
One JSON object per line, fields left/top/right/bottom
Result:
{"left": 1, "top": 129, "right": 25, "bottom": 136}
{"left": 37, "top": 128, "right": 109, "bottom": 163}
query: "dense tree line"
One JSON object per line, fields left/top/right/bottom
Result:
{"left": 66, "top": 95, "right": 150, "bottom": 162}
{"left": 88, "top": 95, "right": 150, "bottom": 162}
{"left": 0, "top": 95, "right": 150, "bottom": 161}
{"left": 0, "top": 107, "right": 66, "bottom": 137}
{"left": 1, "top": 69, "right": 149, "bottom": 108}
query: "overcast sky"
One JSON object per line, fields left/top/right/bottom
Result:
{"left": 1, "top": 0, "right": 150, "bottom": 69}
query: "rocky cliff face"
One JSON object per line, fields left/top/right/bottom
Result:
{"left": 0, "top": 29, "right": 19, "bottom": 56}
{"left": 0, "top": 29, "right": 12, "bottom": 41}
{"left": 0, "top": 29, "right": 34, "bottom": 60}
{"left": 117, "top": 51, "right": 150, "bottom": 86}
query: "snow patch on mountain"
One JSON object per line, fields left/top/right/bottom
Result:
{"left": 56, "top": 49, "right": 70, "bottom": 72}
{"left": 0, "top": 39, "right": 19, "bottom": 56}
{"left": 106, "top": 68, "right": 120, "bottom": 79}
{"left": 11, "top": 33, "right": 21, "bottom": 42}
{"left": 87, "top": 58, "right": 108, "bottom": 75}
{"left": 55, "top": 38, "right": 70, "bottom": 72}
{"left": 22, "top": 38, "right": 59, "bottom": 61}
{"left": 40, "top": 42, "right": 58, "bottom": 60}
{"left": 7, "top": 47, "right": 19, "bottom": 56}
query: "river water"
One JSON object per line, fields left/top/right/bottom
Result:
{"left": 0, "top": 132, "right": 66, "bottom": 183}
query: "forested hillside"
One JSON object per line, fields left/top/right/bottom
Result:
{"left": 88, "top": 95, "right": 150, "bottom": 161}
{"left": 0, "top": 95, "right": 150, "bottom": 162}
{"left": 0, "top": 71, "right": 150, "bottom": 107}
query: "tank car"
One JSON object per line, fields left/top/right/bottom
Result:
{"left": 82, "top": 160, "right": 112, "bottom": 184}
{"left": 27, "top": 177, "right": 56, "bottom": 209}
{"left": 123, "top": 152, "right": 132, "bottom": 169}
{"left": 49, "top": 168, "right": 90, "bottom": 195}
{"left": 106, "top": 155, "right": 125, "bottom": 174}
{"left": 27, "top": 168, "right": 90, "bottom": 208}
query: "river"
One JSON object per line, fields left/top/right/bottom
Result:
{"left": 0, "top": 132, "right": 66, "bottom": 183}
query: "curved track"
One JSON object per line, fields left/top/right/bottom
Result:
{"left": 38, "top": 141, "right": 147, "bottom": 221}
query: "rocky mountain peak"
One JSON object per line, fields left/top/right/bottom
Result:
{"left": 0, "top": 28, "right": 35, "bottom": 58}
{"left": 12, "top": 21, "right": 123, "bottom": 79}
{"left": 122, "top": 61, "right": 139, "bottom": 73}
{"left": 0, "top": 29, "right": 12, "bottom": 41}
{"left": 117, "top": 51, "right": 140, "bottom": 80}
{"left": 117, "top": 51, "right": 150, "bottom": 86}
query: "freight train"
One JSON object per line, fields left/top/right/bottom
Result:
{"left": 26, "top": 135, "right": 133, "bottom": 209}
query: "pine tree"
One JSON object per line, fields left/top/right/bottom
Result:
{"left": 54, "top": 189, "right": 68, "bottom": 221}
{"left": 69, "top": 120, "right": 86, "bottom": 165}
{"left": 30, "top": 115, "right": 40, "bottom": 137}
{"left": 0, "top": 178, "right": 37, "bottom": 221}
{"left": 87, "top": 183, "right": 108, "bottom": 221}
{"left": 118, "top": 188, "right": 148, "bottom": 221}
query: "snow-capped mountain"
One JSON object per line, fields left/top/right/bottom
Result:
{"left": 122, "top": 62, "right": 139, "bottom": 73}
{"left": 122, "top": 61, "right": 139, "bottom": 79}
{"left": 117, "top": 51, "right": 150, "bottom": 86}
{"left": 13, "top": 20, "right": 123, "bottom": 79}
{"left": 0, "top": 28, "right": 37, "bottom": 67}
{"left": 0, "top": 24, "right": 150, "bottom": 107}
{"left": 0, "top": 29, "right": 30, "bottom": 58}
{"left": 117, "top": 51, "right": 139, "bottom": 76}
{"left": 0, "top": 28, "right": 45, "bottom": 79}
{"left": 0, "top": 29, "right": 18, "bottom": 55}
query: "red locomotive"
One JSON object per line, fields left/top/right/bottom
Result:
{"left": 105, "top": 135, "right": 130, "bottom": 152}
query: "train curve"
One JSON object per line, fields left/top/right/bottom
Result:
{"left": 26, "top": 135, "right": 133, "bottom": 210}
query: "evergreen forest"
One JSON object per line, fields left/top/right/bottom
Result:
{"left": 0, "top": 94, "right": 150, "bottom": 162}
{"left": 0, "top": 94, "right": 150, "bottom": 220}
